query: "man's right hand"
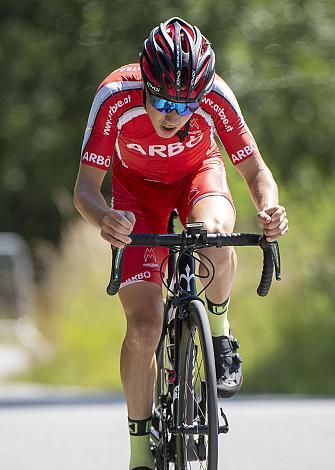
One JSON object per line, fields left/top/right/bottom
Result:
{"left": 100, "top": 210, "right": 136, "bottom": 248}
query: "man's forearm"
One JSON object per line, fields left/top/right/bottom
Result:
{"left": 73, "top": 182, "right": 110, "bottom": 228}
{"left": 246, "top": 168, "right": 279, "bottom": 212}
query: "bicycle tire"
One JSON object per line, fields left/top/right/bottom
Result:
{"left": 176, "top": 300, "right": 219, "bottom": 469}
{"left": 152, "top": 300, "right": 175, "bottom": 470}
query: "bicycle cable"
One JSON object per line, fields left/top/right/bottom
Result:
{"left": 160, "top": 248, "right": 178, "bottom": 295}
{"left": 192, "top": 250, "right": 215, "bottom": 296}
{"left": 159, "top": 244, "right": 216, "bottom": 296}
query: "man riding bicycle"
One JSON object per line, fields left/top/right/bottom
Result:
{"left": 74, "top": 17, "right": 288, "bottom": 470}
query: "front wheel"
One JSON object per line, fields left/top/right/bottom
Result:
{"left": 176, "top": 300, "right": 219, "bottom": 469}
{"left": 152, "top": 299, "right": 175, "bottom": 470}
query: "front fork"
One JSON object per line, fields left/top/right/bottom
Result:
{"left": 173, "top": 250, "right": 197, "bottom": 467}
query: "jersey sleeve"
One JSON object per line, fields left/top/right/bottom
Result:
{"left": 201, "top": 77, "right": 259, "bottom": 165}
{"left": 80, "top": 84, "right": 123, "bottom": 171}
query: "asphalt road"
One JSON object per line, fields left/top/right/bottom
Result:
{"left": 0, "top": 384, "right": 334, "bottom": 470}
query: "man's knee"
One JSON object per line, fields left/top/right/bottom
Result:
{"left": 201, "top": 218, "right": 231, "bottom": 234}
{"left": 188, "top": 195, "right": 236, "bottom": 234}
{"left": 119, "top": 282, "right": 164, "bottom": 354}
{"left": 125, "top": 308, "right": 163, "bottom": 354}
{"left": 194, "top": 206, "right": 237, "bottom": 273}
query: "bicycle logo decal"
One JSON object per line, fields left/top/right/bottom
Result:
{"left": 180, "top": 264, "right": 195, "bottom": 291}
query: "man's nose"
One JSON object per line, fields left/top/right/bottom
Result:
{"left": 165, "top": 109, "right": 179, "bottom": 123}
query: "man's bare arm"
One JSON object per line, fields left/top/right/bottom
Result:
{"left": 74, "top": 164, "right": 110, "bottom": 227}
{"left": 73, "top": 164, "right": 135, "bottom": 247}
{"left": 235, "top": 154, "right": 288, "bottom": 241}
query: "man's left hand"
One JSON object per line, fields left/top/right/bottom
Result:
{"left": 257, "top": 205, "right": 289, "bottom": 242}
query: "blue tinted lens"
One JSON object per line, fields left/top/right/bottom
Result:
{"left": 149, "top": 96, "right": 169, "bottom": 111}
{"left": 149, "top": 94, "right": 200, "bottom": 116}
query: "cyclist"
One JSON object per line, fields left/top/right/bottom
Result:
{"left": 74, "top": 17, "right": 288, "bottom": 470}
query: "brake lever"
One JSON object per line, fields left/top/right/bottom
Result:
{"left": 270, "top": 241, "right": 281, "bottom": 281}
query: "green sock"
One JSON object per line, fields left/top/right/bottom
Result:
{"left": 128, "top": 416, "right": 154, "bottom": 470}
{"left": 206, "top": 297, "right": 230, "bottom": 337}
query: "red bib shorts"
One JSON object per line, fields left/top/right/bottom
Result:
{"left": 112, "top": 155, "right": 234, "bottom": 289}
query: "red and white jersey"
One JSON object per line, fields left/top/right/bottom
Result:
{"left": 81, "top": 63, "right": 259, "bottom": 183}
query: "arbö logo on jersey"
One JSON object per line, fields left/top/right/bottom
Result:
{"left": 125, "top": 271, "right": 151, "bottom": 283}
{"left": 147, "top": 81, "right": 160, "bottom": 93}
{"left": 127, "top": 134, "right": 203, "bottom": 158}
{"left": 143, "top": 248, "right": 158, "bottom": 268}
{"left": 231, "top": 141, "right": 257, "bottom": 164}
{"left": 82, "top": 152, "right": 111, "bottom": 168}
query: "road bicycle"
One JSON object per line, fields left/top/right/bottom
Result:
{"left": 107, "top": 210, "right": 281, "bottom": 469}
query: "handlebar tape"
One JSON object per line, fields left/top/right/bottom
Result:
{"left": 106, "top": 247, "right": 124, "bottom": 296}
{"left": 257, "top": 237, "right": 274, "bottom": 296}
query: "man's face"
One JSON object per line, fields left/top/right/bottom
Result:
{"left": 145, "top": 95, "right": 193, "bottom": 139}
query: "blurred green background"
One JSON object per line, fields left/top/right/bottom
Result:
{"left": 1, "top": 0, "right": 334, "bottom": 393}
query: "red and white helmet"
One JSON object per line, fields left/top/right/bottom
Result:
{"left": 140, "top": 17, "right": 215, "bottom": 102}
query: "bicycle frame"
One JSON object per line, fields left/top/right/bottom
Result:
{"left": 151, "top": 218, "right": 227, "bottom": 468}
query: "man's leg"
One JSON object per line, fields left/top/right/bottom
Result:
{"left": 188, "top": 195, "right": 236, "bottom": 305}
{"left": 188, "top": 195, "right": 242, "bottom": 398}
{"left": 118, "top": 281, "right": 164, "bottom": 470}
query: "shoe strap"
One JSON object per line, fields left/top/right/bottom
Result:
{"left": 212, "top": 335, "right": 236, "bottom": 354}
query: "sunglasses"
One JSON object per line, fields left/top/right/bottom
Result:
{"left": 147, "top": 93, "right": 200, "bottom": 116}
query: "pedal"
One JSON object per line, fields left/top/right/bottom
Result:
{"left": 218, "top": 408, "right": 229, "bottom": 434}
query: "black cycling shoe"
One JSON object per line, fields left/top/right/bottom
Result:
{"left": 212, "top": 334, "right": 243, "bottom": 398}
